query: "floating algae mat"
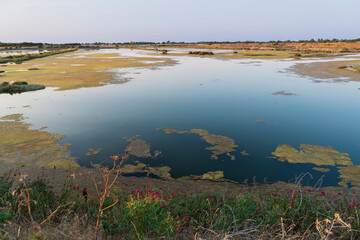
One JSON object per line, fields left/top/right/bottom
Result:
{"left": 124, "top": 135, "right": 162, "bottom": 158}
{"left": 86, "top": 148, "right": 102, "bottom": 156}
{"left": 271, "top": 144, "right": 360, "bottom": 187}
{"left": 160, "top": 128, "right": 238, "bottom": 160}
{"left": 179, "top": 171, "right": 225, "bottom": 181}
{"left": 271, "top": 144, "right": 352, "bottom": 166}
{"left": 94, "top": 161, "right": 173, "bottom": 180}
{"left": 337, "top": 165, "right": 360, "bottom": 187}
{"left": 0, "top": 113, "right": 79, "bottom": 170}
{"left": 112, "top": 161, "right": 225, "bottom": 181}
{"left": 312, "top": 167, "right": 330, "bottom": 173}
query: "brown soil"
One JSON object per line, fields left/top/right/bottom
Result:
{"left": 289, "top": 59, "right": 360, "bottom": 82}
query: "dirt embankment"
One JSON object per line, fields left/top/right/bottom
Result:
{"left": 134, "top": 42, "right": 360, "bottom": 53}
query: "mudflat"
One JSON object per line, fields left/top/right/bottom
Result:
{"left": 0, "top": 51, "right": 176, "bottom": 90}
{"left": 289, "top": 59, "right": 360, "bottom": 82}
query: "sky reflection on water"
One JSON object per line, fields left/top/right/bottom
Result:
{"left": 1, "top": 49, "right": 360, "bottom": 186}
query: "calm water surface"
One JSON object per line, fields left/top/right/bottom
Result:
{"left": 1, "top": 49, "right": 360, "bottom": 186}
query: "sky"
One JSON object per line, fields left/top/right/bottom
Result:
{"left": 0, "top": 0, "right": 359, "bottom": 43}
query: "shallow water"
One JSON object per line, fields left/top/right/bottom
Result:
{"left": 1, "top": 49, "right": 360, "bottom": 186}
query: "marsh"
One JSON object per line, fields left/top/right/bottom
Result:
{"left": 1, "top": 48, "right": 360, "bottom": 187}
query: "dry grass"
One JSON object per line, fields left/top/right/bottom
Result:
{"left": 144, "top": 49, "right": 344, "bottom": 60}
{"left": 0, "top": 51, "right": 176, "bottom": 90}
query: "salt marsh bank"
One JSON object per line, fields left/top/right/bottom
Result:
{"left": 1, "top": 48, "right": 360, "bottom": 188}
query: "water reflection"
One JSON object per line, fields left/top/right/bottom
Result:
{"left": 1, "top": 49, "right": 360, "bottom": 187}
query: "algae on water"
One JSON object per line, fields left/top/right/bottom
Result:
{"left": 271, "top": 144, "right": 352, "bottom": 166}
{"left": 0, "top": 114, "right": 26, "bottom": 121}
{"left": 0, "top": 114, "right": 79, "bottom": 170}
{"left": 179, "top": 171, "right": 225, "bottom": 181}
{"left": 0, "top": 114, "right": 65, "bottom": 155}
{"left": 124, "top": 136, "right": 162, "bottom": 158}
{"left": 160, "top": 128, "right": 237, "bottom": 160}
{"left": 312, "top": 167, "right": 330, "bottom": 173}
{"left": 124, "top": 136, "right": 151, "bottom": 158}
{"left": 86, "top": 148, "right": 102, "bottom": 156}
{"left": 121, "top": 162, "right": 173, "bottom": 180}
{"left": 271, "top": 144, "right": 359, "bottom": 188}
{"left": 337, "top": 165, "right": 360, "bottom": 187}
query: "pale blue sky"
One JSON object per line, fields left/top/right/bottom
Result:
{"left": 0, "top": 0, "right": 359, "bottom": 43}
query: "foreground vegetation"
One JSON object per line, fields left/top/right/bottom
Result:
{"left": 0, "top": 155, "right": 359, "bottom": 239}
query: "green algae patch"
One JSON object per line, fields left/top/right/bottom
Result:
{"left": 86, "top": 148, "right": 102, "bottom": 156}
{"left": 0, "top": 114, "right": 25, "bottom": 121}
{"left": 121, "top": 162, "right": 173, "bottom": 180}
{"left": 148, "top": 166, "right": 172, "bottom": 180}
{"left": 312, "top": 167, "right": 330, "bottom": 173}
{"left": 0, "top": 114, "right": 79, "bottom": 170}
{"left": 122, "top": 163, "right": 148, "bottom": 174}
{"left": 0, "top": 114, "right": 65, "bottom": 155}
{"left": 124, "top": 136, "right": 152, "bottom": 158}
{"left": 124, "top": 136, "right": 162, "bottom": 159}
{"left": 160, "top": 128, "right": 237, "bottom": 160}
{"left": 0, "top": 144, "right": 79, "bottom": 171}
{"left": 179, "top": 171, "right": 225, "bottom": 181}
{"left": 241, "top": 150, "right": 250, "bottom": 156}
{"left": 337, "top": 165, "right": 360, "bottom": 187}
{"left": 271, "top": 144, "right": 352, "bottom": 166}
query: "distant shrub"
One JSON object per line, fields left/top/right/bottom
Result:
{"left": 189, "top": 51, "right": 214, "bottom": 55}
{"left": 14, "top": 81, "right": 28, "bottom": 85}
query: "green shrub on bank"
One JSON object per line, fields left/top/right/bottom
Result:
{"left": 0, "top": 176, "right": 358, "bottom": 239}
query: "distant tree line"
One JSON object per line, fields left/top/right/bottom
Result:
{"left": 1, "top": 38, "right": 360, "bottom": 48}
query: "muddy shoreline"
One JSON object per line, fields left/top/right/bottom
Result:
{"left": 289, "top": 58, "right": 360, "bottom": 82}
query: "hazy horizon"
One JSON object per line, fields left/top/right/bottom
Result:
{"left": 1, "top": 0, "right": 359, "bottom": 43}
